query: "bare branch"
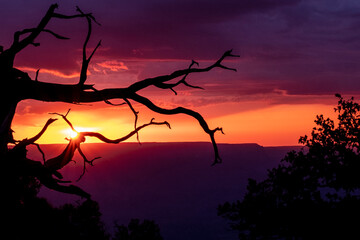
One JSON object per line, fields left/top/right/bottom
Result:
{"left": 52, "top": 13, "right": 85, "bottom": 19}
{"left": 30, "top": 42, "right": 40, "bottom": 47}
{"left": 19, "top": 50, "right": 238, "bottom": 165}
{"left": 2, "top": 3, "right": 100, "bottom": 67}
{"left": 77, "top": 6, "right": 102, "bottom": 86}
{"left": 81, "top": 119, "right": 171, "bottom": 144}
{"left": 129, "top": 93, "right": 222, "bottom": 165}
{"left": 40, "top": 179, "right": 91, "bottom": 199}
{"left": 12, "top": 21, "right": 237, "bottom": 166}
{"left": 15, "top": 118, "right": 57, "bottom": 148}
{"left": 14, "top": 28, "right": 70, "bottom": 42}
{"left": 123, "top": 98, "right": 140, "bottom": 143}
{"left": 128, "top": 50, "right": 239, "bottom": 93}
{"left": 49, "top": 110, "right": 77, "bottom": 132}
{"left": 90, "top": 86, "right": 126, "bottom": 106}
{"left": 78, "top": 146, "right": 94, "bottom": 178}
{"left": 88, "top": 40, "right": 102, "bottom": 62}
{"left": 8, "top": 4, "right": 59, "bottom": 54}
{"left": 154, "top": 60, "right": 204, "bottom": 95}
{"left": 42, "top": 29, "right": 70, "bottom": 40}
{"left": 21, "top": 49, "right": 238, "bottom": 105}
{"left": 75, "top": 6, "right": 101, "bottom": 26}
{"left": 31, "top": 143, "right": 46, "bottom": 163}
{"left": 0, "top": 4, "right": 241, "bottom": 201}
{"left": 64, "top": 108, "right": 71, "bottom": 117}
{"left": 35, "top": 69, "right": 40, "bottom": 81}
{"left": 77, "top": 145, "right": 101, "bottom": 181}
{"left": 45, "top": 110, "right": 169, "bottom": 177}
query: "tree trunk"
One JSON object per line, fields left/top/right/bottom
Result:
{"left": 0, "top": 100, "right": 18, "bottom": 156}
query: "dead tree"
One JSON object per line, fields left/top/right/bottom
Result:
{"left": 0, "top": 4, "right": 239, "bottom": 198}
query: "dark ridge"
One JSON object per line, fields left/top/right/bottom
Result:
{"left": 37, "top": 142, "right": 298, "bottom": 240}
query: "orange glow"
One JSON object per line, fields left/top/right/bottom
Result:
{"left": 17, "top": 66, "right": 80, "bottom": 79}
{"left": 209, "top": 104, "right": 336, "bottom": 146}
{"left": 66, "top": 129, "right": 78, "bottom": 139}
{"left": 11, "top": 99, "right": 336, "bottom": 146}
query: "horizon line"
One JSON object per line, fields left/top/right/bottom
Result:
{"left": 25, "top": 141, "right": 303, "bottom": 148}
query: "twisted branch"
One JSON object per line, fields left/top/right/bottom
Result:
{"left": 20, "top": 49, "right": 238, "bottom": 164}
{"left": 3, "top": 4, "right": 239, "bottom": 198}
{"left": 128, "top": 49, "right": 239, "bottom": 93}
{"left": 46, "top": 110, "right": 171, "bottom": 181}
{"left": 129, "top": 93, "right": 224, "bottom": 165}
{"left": 80, "top": 118, "right": 171, "bottom": 144}
{"left": 154, "top": 60, "right": 203, "bottom": 95}
{"left": 15, "top": 118, "right": 57, "bottom": 148}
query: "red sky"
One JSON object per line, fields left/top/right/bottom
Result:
{"left": 2, "top": 0, "right": 359, "bottom": 146}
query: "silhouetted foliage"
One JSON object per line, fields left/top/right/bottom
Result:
{"left": 1, "top": 178, "right": 110, "bottom": 240}
{"left": 113, "top": 219, "right": 163, "bottom": 240}
{"left": 218, "top": 94, "right": 360, "bottom": 239}
{"left": 1, "top": 173, "right": 165, "bottom": 240}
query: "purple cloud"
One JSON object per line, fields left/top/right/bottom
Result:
{"left": 1, "top": 0, "right": 360, "bottom": 103}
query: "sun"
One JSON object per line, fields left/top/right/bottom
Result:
{"left": 61, "top": 127, "right": 99, "bottom": 142}
{"left": 70, "top": 130, "right": 78, "bottom": 139}
{"left": 64, "top": 129, "right": 78, "bottom": 139}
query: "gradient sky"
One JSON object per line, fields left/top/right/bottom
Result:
{"left": 2, "top": 0, "right": 360, "bottom": 146}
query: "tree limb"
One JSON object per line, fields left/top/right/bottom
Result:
{"left": 8, "top": 4, "right": 59, "bottom": 55}
{"left": 80, "top": 118, "right": 171, "bottom": 144}
{"left": 129, "top": 93, "right": 223, "bottom": 165}
{"left": 76, "top": 6, "right": 102, "bottom": 86}
{"left": 2, "top": 4, "right": 238, "bottom": 166}
{"left": 1, "top": 4, "right": 239, "bottom": 200}
{"left": 154, "top": 60, "right": 204, "bottom": 95}
{"left": 123, "top": 98, "right": 140, "bottom": 143}
{"left": 15, "top": 118, "right": 57, "bottom": 148}
{"left": 14, "top": 28, "right": 70, "bottom": 43}
{"left": 44, "top": 110, "right": 171, "bottom": 181}
{"left": 77, "top": 146, "right": 101, "bottom": 181}
{"left": 128, "top": 50, "right": 239, "bottom": 93}
{"left": 49, "top": 109, "right": 76, "bottom": 132}
{"left": 0, "top": 4, "right": 98, "bottom": 69}
{"left": 17, "top": 50, "right": 237, "bottom": 164}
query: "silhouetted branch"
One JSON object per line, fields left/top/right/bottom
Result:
{"left": 53, "top": 6, "right": 100, "bottom": 26}
{"left": 76, "top": 6, "right": 102, "bottom": 86}
{"left": 77, "top": 146, "right": 101, "bottom": 181}
{"left": 214, "top": 49, "right": 240, "bottom": 71}
{"left": 15, "top": 118, "right": 57, "bottom": 148}
{"left": 1, "top": 4, "right": 238, "bottom": 200}
{"left": 40, "top": 178, "right": 91, "bottom": 198}
{"left": 0, "top": 4, "right": 98, "bottom": 69}
{"left": 81, "top": 118, "right": 171, "bottom": 144}
{"left": 128, "top": 50, "right": 239, "bottom": 93}
{"left": 14, "top": 28, "right": 70, "bottom": 43}
{"left": 154, "top": 60, "right": 204, "bottom": 95}
{"left": 17, "top": 50, "right": 235, "bottom": 164}
{"left": 49, "top": 109, "right": 76, "bottom": 132}
{"left": 35, "top": 69, "right": 40, "bottom": 81}
{"left": 90, "top": 86, "right": 126, "bottom": 106}
{"left": 7, "top": 4, "right": 59, "bottom": 55}
{"left": 123, "top": 98, "right": 140, "bottom": 143}
{"left": 45, "top": 110, "right": 171, "bottom": 181}
{"left": 12, "top": 118, "right": 50, "bottom": 163}
{"left": 31, "top": 142, "right": 46, "bottom": 163}
{"left": 17, "top": 49, "right": 237, "bottom": 165}
{"left": 129, "top": 93, "right": 223, "bottom": 165}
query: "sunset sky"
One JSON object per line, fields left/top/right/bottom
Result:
{"left": 1, "top": 0, "right": 359, "bottom": 146}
